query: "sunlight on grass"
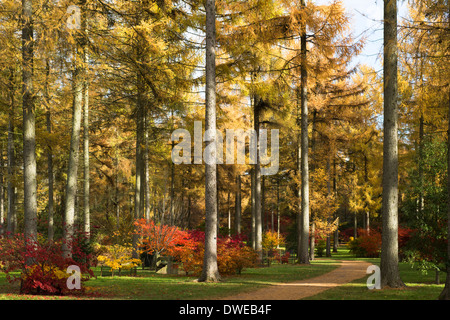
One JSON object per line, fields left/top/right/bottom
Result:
{"left": 0, "top": 247, "right": 446, "bottom": 300}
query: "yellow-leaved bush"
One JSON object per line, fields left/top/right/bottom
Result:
{"left": 96, "top": 244, "right": 141, "bottom": 271}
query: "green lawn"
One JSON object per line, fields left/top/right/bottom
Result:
{"left": 0, "top": 260, "right": 339, "bottom": 300}
{"left": 303, "top": 248, "right": 446, "bottom": 300}
{"left": 0, "top": 247, "right": 446, "bottom": 300}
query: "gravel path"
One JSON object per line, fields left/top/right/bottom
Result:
{"left": 217, "top": 260, "right": 372, "bottom": 300}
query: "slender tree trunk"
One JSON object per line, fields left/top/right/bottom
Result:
{"left": 251, "top": 168, "right": 256, "bottom": 249}
{"left": 298, "top": 0, "right": 310, "bottom": 264}
{"left": 45, "top": 59, "right": 54, "bottom": 242}
{"left": 234, "top": 174, "right": 241, "bottom": 235}
{"left": 132, "top": 71, "right": 144, "bottom": 259}
{"left": 22, "top": 0, "right": 38, "bottom": 255}
{"left": 199, "top": 0, "right": 220, "bottom": 282}
{"left": 333, "top": 157, "right": 339, "bottom": 252}
{"left": 63, "top": 0, "right": 86, "bottom": 258}
{"left": 418, "top": 114, "right": 424, "bottom": 215}
{"left": 170, "top": 141, "right": 175, "bottom": 225}
{"left": 144, "top": 118, "right": 150, "bottom": 222}
{"left": 115, "top": 155, "right": 120, "bottom": 229}
{"left": 262, "top": 175, "right": 265, "bottom": 232}
{"left": 363, "top": 154, "right": 370, "bottom": 234}
{"left": 6, "top": 68, "right": 16, "bottom": 235}
{"left": 380, "top": 0, "right": 404, "bottom": 288}
{"left": 277, "top": 179, "right": 280, "bottom": 242}
{"left": 254, "top": 98, "right": 262, "bottom": 262}
{"left": 296, "top": 89, "right": 302, "bottom": 260}
{"left": 326, "top": 158, "right": 331, "bottom": 257}
{"left": 83, "top": 44, "right": 90, "bottom": 238}
{"left": 227, "top": 191, "right": 231, "bottom": 236}
{"left": 309, "top": 110, "right": 317, "bottom": 261}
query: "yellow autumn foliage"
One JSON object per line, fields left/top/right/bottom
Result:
{"left": 97, "top": 244, "right": 141, "bottom": 271}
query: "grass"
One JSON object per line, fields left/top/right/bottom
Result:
{"left": 0, "top": 247, "right": 446, "bottom": 300}
{"left": 0, "top": 259, "right": 339, "bottom": 300}
{"left": 304, "top": 248, "right": 446, "bottom": 300}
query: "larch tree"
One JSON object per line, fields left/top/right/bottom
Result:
{"left": 83, "top": 7, "right": 90, "bottom": 238}
{"left": 63, "top": 0, "right": 88, "bottom": 258}
{"left": 380, "top": 0, "right": 405, "bottom": 288}
{"left": 199, "top": 0, "right": 221, "bottom": 283}
{"left": 297, "top": 0, "right": 309, "bottom": 264}
{"left": 22, "top": 0, "right": 38, "bottom": 250}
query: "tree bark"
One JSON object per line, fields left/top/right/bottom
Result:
{"left": 132, "top": 71, "right": 144, "bottom": 259}
{"left": 227, "top": 191, "right": 231, "bottom": 236}
{"left": 298, "top": 0, "right": 310, "bottom": 264}
{"left": 234, "top": 174, "right": 241, "bottom": 235}
{"left": 199, "top": 0, "right": 220, "bottom": 282}
{"left": 380, "top": 0, "right": 404, "bottom": 288}
{"left": 254, "top": 97, "right": 262, "bottom": 262}
{"left": 309, "top": 110, "right": 317, "bottom": 261}
{"left": 251, "top": 168, "right": 256, "bottom": 249}
{"left": 170, "top": 141, "right": 175, "bottom": 225}
{"left": 22, "top": 0, "right": 38, "bottom": 252}
{"left": 83, "top": 45, "right": 90, "bottom": 238}
{"left": 63, "top": 0, "right": 86, "bottom": 258}
{"left": 6, "top": 68, "right": 16, "bottom": 235}
{"left": 144, "top": 116, "right": 151, "bottom": 222}
{"left": 45, "top": 59, "right": 54, "bottom": 242}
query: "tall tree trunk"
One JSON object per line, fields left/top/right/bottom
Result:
{"left": 364, "top": 154, "right": 370, "bottom": 234}
{"left": 298, "top": 0, "right": 310, "bottom": 264}
{"left": 45, "top": 59, "right": 54, "bottom": 242}
{"left": 251, "top": 168, "right": 256, "bottom": 249}
{"left": 22, "top": 0, "right": 38, "bottom": 255}
{"left": 309, "top": 110, "right": 317, "bottom": 261}
{"left": 199, "top": 0, "right": 220, "bottom": 282}
{"left": 63, "top": 0, "right": 86, "bottom": 258}
{"left": 234, "top": 174, "right": 241, "bottom": 235}
{"left": 83, "top": 44, "right": 90, "bottom": 238}
{"left": 277, "top": 179, "right": 280, "bottom": 243}
{"left": 115, "top": 155, "right": 120, "bottom": 229}
{"left": 326, "top": 157, "right": 331, "bottom": 257}
{"left": 132, "top": 71, "right": 144, "bottom": 259}
{"left": 333, "top": 157, "right": 339, "bottom": 252}
{"left": 418, "top": 113, "right": 424, "bottom": 215}
{"left": 6, "top": 68, "right": 16, "bottom": 235}
{"left": 144, "top": 117, "right": 150, "bottom": 222}
{"left": 254, "top": 98, "right": 262, "bottom": 262}
{"left": 262, "top": 175, "right": 265, "bottom": 232}
{"left": 170, "top": 141, "right": 175, "bottom": 225}
{"left": 380, "top": 0, "right": 404, "bottom": 288}
{"left": 227, "top": 191, "right": 231, "bottom": 236}
{"left": 296, "top": 89, "right": 302, "bottom": 260}
{"left": 22, "top": 0, "right": 36, "bottom": 231}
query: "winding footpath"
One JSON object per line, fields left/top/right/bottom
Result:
{"left": 218, "top": 260, "right": 372, "bottom": 300}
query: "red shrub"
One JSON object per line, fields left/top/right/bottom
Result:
{"left": 348, "top": 229, "right": 381, "bottom": 258}
{"left": 0, "top": 233, "right": 93, "bottom": 295}
{"left": 168, "top": 230, "right": 258, "bottom": 276}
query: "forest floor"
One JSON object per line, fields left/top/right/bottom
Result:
{"left": 217, "top": 260, "right": 372, "bottom": 300}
